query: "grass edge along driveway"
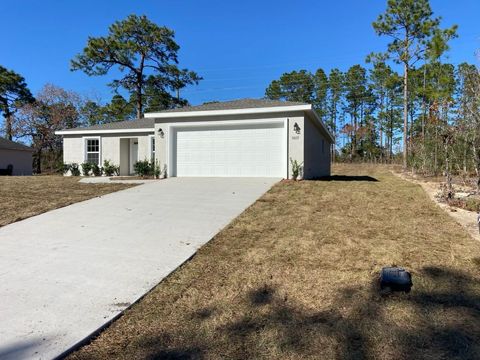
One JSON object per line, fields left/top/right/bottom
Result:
{"left": 0, "top": 176, "right": 134, "bottom": 227}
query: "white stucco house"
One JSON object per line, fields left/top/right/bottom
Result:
{"left": 0, "top": 137, "right": 34, "bottom": 175}
{"left": 56, "top": 99, "right": 333, "bottom": 179}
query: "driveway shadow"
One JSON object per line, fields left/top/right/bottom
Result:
{"left": 0, "top": 338, "right": 45, "bottom": 360}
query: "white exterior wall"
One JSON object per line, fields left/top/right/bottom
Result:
{"left": 287, "top": 116, "right": 305, "bottom": 178}
{"left": 101, "top": 136, "right": 120, "bottom": 165}
{"left": 303, "top": 114, "right": 331, "bottom": 178}
{"left": 63, "top": 136, "right": 84, "bottom": 165}
{"left": 137, "top": 135, "right": 151, "bottom": 162}
{"left": 62, "top": 133, "right": 153, "bottom": 175}
{"left": 155, "top": 125, "right": 167, "bottom": 169}
{"left": 0, "top": 149, "right": 33, "bottom": 175}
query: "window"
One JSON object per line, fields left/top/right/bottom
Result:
{"left": 85, "top": 138, "right": 100, "bottom": 165}
{"left": 150, "top": 136, "right": 156, "bottom": 162}
{"left": 321, "top": 139, "right": 325, "bottom": 154}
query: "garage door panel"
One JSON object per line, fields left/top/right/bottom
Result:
{"left": 174, "top": 123, "right": 284, "bottom": 177}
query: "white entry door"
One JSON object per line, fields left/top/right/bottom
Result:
{"left": 129, "top": 139, "right": 138, "bottom": 174}
{"left": 173, "top": 122, "right": 285, "bottom": 177}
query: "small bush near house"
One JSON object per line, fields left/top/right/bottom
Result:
{"left": 81, "top": 162, "right": 92, "bottom": 176}
{"left": 153, "top": 160, "right": 161, "bottom": 178}
{"left": 290, "top": 158, "right": 304, "bottom": 180}
{"left": 91, "top": 163, "right": 103, "bottom": 177}
{"left": 59, "top": 163, "right": 71, "bottom": 175}
{"left": 70, "top": 163, "right": 81, "bottom": 176}
{"left": 133, "top": 160, "right": 152, "bottom": 177}
{"left": 103, "top": 160, "right": 119, "bottom": 176}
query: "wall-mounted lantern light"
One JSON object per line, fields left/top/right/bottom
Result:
{"left": 293, "top": 122, "right": 301, "bottom": 134}
{"left": 158, "top": 128, "right": 164, "bottom": 138}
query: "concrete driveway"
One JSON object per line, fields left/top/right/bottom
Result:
{"left": 0, "top": 177, "right": 278, "bottom": 360}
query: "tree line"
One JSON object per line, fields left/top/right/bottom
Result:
{"left": 265, "top": 0, "right": 480, "bottom": 183}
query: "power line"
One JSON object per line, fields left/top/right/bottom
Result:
{"left": 183, "top": 62, "right": 477, "bottom": 94}
{"left": 192, "top": 49, "right": 388, "bottom": 74}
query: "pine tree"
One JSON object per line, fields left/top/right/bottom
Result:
{"left": 372, "top": 0, "right": 457, "bottom": 168}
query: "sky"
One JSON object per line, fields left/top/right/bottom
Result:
{"left": 1, "top": 0, "right": 479, "bottom": 106}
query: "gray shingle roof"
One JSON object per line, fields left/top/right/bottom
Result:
{"left": 59, "top": 99, "right": 309, "bottom": 132}
{"left": 0, "top": 137, "right": 34, "bottom": 152}
{"left": 159, "top": 98, "right": 308, "bottom": 113}
{"left": 62, "top": 117, "right": 154, "bottom": 132}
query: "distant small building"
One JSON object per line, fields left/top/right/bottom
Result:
{"left": 0, "top": 137, "right": 34, "bottom": 175}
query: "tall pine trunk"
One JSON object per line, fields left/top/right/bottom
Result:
{"left": 403, "top": 62, "right": 408, "bottom": 169}
{"left": 352, "top": 113, "right": 357, "bottom": 160}
{"left": 390, "top": 104, "right": 394, "bottom": 162}
{"left": 379, "top": 90, "right": 385, "bottom": 162}
{"left": 136, "top": 56, "right": 145, "bottom": 119}
{"left": 422, "top": 65, "right": 427, "bottom": 142}
{"left": 5, "top": 113, "right": 13, "bottom": 140}
{"left": 332, "top": 101, "right": 337, "bottom": 163}
{"left": 136, "top": 83, "right": 143, "bottom": 119}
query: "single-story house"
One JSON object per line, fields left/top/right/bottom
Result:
{"left": 56, "top": 99, "right": 334, "bottom": 179}
{"left": 0, "top": 137, "right": 34, "bottom": 175}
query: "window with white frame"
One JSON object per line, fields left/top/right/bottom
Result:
{"left": 85, "top": 138, "right": 100, "bottom": 165}
{"left": 150, "top": 136, "right": 156, "bottom": 162}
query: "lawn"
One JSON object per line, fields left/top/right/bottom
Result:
{"left": 0, "top": 176, "right": 134, "bottom": 227}
{"left": 69, "top": 164, "right": 480, "bottom": 360}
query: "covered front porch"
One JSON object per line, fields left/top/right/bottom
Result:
{"left": 116, "top": 135, "right": 155, "bottom": 176}
{"left": 119, "top": 138, "right": 139, "bottom": 176}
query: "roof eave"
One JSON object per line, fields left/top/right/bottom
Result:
{"left": 307, "top": 109, "right": 335, "bottom": 143}
{"left": 1, "top": 147, "right": 35, "bottom": 152}
{"left": 55, "top": 128, "right": 155, "bottom": 136}
{"left": 144, "top": 104, "right": 312, "bottom": 119}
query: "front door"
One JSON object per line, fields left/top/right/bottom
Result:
{"left": 129, "top": 139, "right": 138, "bottom": 174}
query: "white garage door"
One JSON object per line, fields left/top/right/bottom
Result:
{"left": 173, "top": 122, "right": 285, "bottom": 177}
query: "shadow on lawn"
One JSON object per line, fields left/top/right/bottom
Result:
{"left": 317, "top": 175, "right": 379, "bottom": 182}
{"left": 140, "top": 267, "right": 480, "bottom": 360}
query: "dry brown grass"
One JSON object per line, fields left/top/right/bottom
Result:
{"left": 68, "top": 164, "right": 480, "bottom": 360}
{"left": 0, "top": 176, "right": 134, "bottom": 227}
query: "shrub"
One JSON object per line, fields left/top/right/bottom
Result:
{"left": 70, "top": 163, "right": 81, "bottom": 176}
{"left": 153, "top": 160, "right": 161, "bottom": 178}
{"left": 81, "top": 162, "right": 92, "bottom": 176}
{"left": 290, "top": 158, "right": 304, "bottom": 180}
{"left": 465, "top": 197, "right": 480, "bottom": 212}
{"left": 133, "top": 159, "right": 152, "bottom": 177}
{"left": 58, "top": 163, "right": 71, "bottom": 175}
{"left": 91, "top": 163, "right": 103, "bottom": 176}
{"left": 103, "top": 160, "right": 119, "bottom": 176}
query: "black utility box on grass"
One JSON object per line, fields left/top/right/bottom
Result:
{"left": 380, "top": 267, "right": 412, "bottom": 293}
